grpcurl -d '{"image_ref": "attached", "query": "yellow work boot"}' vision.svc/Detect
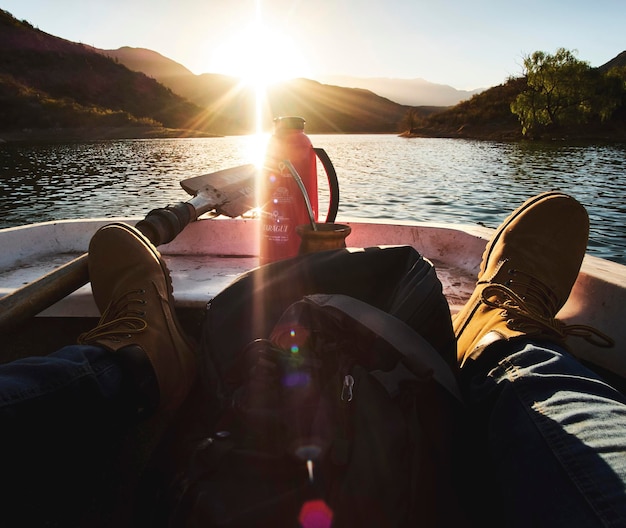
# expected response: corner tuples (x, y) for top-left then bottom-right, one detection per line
(454, 192), (612, 368)
(78, 223), (196, 412)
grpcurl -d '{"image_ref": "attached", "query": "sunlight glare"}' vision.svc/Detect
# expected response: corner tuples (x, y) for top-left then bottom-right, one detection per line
(207, 1), (311, 154)
(209, 22), (310, 89)
(244, 130), (270, 167)
(208, 11), (310, 138)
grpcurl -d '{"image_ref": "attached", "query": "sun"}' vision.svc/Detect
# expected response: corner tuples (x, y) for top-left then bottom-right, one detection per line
(209, 21), (310, 88)
(206, 18), (311, 137)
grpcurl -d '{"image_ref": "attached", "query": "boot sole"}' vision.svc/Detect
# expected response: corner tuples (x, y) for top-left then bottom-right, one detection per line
(479, 191), (571, 276)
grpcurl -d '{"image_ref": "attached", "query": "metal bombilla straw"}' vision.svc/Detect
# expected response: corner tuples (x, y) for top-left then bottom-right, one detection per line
(282, 160), (318, 231)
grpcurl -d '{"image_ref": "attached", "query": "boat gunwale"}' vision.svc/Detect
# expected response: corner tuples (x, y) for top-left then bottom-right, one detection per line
(1, 216), (625, 378)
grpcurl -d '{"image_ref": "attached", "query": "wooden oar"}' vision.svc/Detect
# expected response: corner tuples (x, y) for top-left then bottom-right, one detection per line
(0, 164), (257, 333)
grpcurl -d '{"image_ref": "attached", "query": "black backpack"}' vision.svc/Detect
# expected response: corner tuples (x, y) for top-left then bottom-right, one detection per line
(139, 246), (467, 527)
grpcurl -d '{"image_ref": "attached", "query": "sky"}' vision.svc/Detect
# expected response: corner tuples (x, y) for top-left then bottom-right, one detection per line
(2, 0), (624, 90)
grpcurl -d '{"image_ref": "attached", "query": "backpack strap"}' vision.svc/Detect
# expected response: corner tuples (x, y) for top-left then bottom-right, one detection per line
(301, 294), (464, 404)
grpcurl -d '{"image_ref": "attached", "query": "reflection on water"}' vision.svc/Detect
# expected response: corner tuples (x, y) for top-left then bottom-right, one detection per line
(0, 135), (624, 264)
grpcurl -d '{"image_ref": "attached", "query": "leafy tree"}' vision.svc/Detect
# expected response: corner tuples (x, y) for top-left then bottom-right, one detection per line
(511, 48), (621, 137)
(602, 66), (626, 119)
(401, 108), (422, 132)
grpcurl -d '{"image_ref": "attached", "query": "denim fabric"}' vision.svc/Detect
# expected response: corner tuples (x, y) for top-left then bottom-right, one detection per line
(0, 345), (135, 525)
(465, 340), (626, 528)
(2, 341), (626, 526)
(0, 345), (124, 409)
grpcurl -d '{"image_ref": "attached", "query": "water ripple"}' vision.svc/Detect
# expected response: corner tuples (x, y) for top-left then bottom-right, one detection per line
(0, 135), (624, 264)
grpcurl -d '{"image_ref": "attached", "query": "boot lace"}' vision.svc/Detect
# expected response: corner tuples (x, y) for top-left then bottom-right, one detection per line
(480, 269), (614, 348)
(78, 289), (148, 345)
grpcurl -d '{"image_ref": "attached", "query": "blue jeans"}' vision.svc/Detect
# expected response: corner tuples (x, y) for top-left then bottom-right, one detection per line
(463, 339), (626, 527)
(0, 345), (140, 525)
(1, 342), (626, 526)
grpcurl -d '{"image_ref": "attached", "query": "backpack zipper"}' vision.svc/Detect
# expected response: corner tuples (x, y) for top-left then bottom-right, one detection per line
(341, 374), (355, 402)
(332, 364), (355, 465)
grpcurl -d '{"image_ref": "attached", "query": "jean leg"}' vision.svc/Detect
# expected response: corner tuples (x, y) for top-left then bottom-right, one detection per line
(463, 340), (626, 528)
(1, 345), (124, 406)
(0, 345), (140, 524)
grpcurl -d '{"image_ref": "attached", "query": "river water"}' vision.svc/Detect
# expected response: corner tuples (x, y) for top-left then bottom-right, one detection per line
(0, 134), (624, 264)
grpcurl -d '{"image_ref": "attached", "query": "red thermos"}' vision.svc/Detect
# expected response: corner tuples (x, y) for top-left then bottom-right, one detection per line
(259, 116), (340, 265)
(259, 117), (318, 264)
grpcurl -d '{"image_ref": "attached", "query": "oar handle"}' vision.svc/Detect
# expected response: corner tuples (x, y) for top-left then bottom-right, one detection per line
(0, 202), (195, 334)
(0, 254), (90, 332)
(135, 201), (196, 246)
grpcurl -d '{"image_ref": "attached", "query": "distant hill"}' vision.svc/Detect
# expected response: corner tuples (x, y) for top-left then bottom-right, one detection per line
(405, 54), (626, 141)
(100, 47), (476, 107)
(174, 77), (416, 134)
(3, 8), (624, 141)
(96, 47), (235, 108)
(598, 50), (626, 73)
(98, 46), (420, 133)
(0, 9), (421, 138)
(0, 10), (207, 135)
(316, 75), (483, 106)
(405, 77), (527, 140)
(98, 46), (195, 79)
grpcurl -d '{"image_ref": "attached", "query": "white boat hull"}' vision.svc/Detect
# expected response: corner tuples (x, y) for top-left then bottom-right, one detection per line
(1, 216), (625, 379)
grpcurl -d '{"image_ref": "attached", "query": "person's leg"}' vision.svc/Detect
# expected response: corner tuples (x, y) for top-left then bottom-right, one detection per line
(453, 192), (624, 527)
(462, 339), (626, 527)
(0, 344), (147, 525)
(0, 222), (198, 524)
(78, 222), (197, 412)
(0, 344), (151, 418)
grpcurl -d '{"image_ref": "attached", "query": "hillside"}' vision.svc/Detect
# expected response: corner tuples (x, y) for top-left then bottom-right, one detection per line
(316, 75), (483, 106)
(404, 78), (527, 141)
(181, 78), (414, 134)
(598, 51), (626, 73)
(0, 10), (210, 137)
(404, 57), (626, 142)
(98, 47), (416, 134)
(96, 47), (238, 109)
(100, 47), (476, 108)
(3, 8), (624, 142)
(0, 10), (417, 139)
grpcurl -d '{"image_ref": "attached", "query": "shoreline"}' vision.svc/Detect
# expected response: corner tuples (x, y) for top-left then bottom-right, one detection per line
(2, 125), (625, 145)
(400, 121), (626, 144)
(0, 126), (223, 143)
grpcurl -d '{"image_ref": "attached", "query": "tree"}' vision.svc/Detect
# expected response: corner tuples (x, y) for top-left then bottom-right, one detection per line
(511, 48), (621, 137)
(401, 108), (422, 133)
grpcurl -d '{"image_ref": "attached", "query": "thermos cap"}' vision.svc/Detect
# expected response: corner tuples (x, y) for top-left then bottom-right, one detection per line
(274, 116), (306, 131)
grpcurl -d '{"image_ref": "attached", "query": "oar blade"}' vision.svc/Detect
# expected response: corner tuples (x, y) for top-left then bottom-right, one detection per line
(181, 164), (257, 218)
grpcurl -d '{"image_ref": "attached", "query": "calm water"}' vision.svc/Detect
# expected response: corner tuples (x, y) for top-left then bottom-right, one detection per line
(0, 135), (624, 264)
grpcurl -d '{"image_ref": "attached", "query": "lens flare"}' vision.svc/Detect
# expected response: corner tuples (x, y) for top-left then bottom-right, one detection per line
(283, 371), (311, 388)
(298, 499), (333, 528)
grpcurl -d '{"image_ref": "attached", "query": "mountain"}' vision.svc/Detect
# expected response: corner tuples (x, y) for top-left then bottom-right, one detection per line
(316, 75), (484, 106)
(99, 46), (476, 107)
(0, 10), (208, 135)
(98, 46), (195, 79)
(6, 6), (622, 142)
(0, 6), (420, 137)
(404, 52), (626, 141)
(96, 48), (251, 113)
(598, 50), (626, 73)
(98, 47), (421, 133)
(0, 9), (419, 138)
(100, 49), (415, 133)
(404, 77), (526, 140)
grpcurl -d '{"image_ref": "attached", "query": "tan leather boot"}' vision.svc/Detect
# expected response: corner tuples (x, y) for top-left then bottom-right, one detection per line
(78, 223), (196, 412)
(454, 192), (613, 367)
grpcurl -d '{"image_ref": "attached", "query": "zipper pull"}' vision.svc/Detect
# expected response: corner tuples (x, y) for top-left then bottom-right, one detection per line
(341, 374), (355, 402)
